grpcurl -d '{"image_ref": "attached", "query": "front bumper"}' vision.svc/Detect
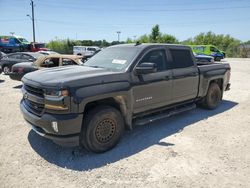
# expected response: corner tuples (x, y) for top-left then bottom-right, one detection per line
(20, 100), (83, 147)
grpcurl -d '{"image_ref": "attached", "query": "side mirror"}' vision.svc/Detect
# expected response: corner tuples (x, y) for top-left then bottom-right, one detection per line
(135, 62), (157, 75)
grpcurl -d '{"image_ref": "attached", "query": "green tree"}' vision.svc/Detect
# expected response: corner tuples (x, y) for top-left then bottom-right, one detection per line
(150, 24), (161, 42)
(126, 38), (133, 43)
(158, 34), (178, 44)
(181, 31), (242, 57)
(138, 34), (150, 43)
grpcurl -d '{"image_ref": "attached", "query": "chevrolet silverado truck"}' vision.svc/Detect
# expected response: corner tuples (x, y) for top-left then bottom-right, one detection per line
(20, 44), (231, 153)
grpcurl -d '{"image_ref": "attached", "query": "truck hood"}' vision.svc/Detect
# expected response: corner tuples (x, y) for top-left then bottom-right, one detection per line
(22, 65), (128, 88)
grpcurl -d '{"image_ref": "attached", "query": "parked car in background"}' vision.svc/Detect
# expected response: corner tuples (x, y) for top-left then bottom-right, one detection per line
(73, 46), (100, 59)
(30, 42), (49, 52)
(194, 53), (214, 64)
(0, 35), (30, 53)
(38, 50), (58, 55)
(9, 54), (83, 81)
(0, 35), (49, 53)
(190, 45), (225, 61)
(0, 52), (44, 74)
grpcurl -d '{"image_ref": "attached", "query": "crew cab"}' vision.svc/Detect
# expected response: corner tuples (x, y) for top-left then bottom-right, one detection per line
(20, 44), (231, 153)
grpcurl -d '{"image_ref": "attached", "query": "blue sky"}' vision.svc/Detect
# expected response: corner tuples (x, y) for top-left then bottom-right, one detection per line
(0, 0), (250, 42)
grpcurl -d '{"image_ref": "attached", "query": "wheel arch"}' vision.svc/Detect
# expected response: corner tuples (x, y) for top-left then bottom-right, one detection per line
(83, 96), (132, 130)
(206, 78), (223, 99)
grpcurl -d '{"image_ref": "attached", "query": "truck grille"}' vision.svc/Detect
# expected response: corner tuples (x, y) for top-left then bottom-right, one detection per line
(23, 84), (45, 116)
(24, 84), (44, 98)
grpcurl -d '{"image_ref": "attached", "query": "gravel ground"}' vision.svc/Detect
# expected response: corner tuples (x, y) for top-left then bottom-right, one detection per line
(0, 58), (250, 188)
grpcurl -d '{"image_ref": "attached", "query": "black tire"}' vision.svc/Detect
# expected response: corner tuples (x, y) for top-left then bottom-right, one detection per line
(3, 65), (10, 75)
(215, 57), (221, 61)
(200, 83), (222, 110)
(80, 106), (124, 153)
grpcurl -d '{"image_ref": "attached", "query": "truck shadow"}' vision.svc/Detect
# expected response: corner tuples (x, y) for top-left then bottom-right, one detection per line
(13, 84), (22, 89)
(28, 100), (237, 171)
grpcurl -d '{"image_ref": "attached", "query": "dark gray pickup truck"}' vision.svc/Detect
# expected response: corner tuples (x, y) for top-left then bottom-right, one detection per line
(20, 44), (231, 153)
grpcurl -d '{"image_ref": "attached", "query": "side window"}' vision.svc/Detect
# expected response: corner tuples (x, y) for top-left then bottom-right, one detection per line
(210, 46), (218, 52)
(62, 58), (77, 66)
(41, 58), (59, 67)
(14, 38), (21, 44)
(139, 49), (167, 72)
(194, 46), (205, 52)
(22, 54), (33, 61)
(7, 54), (22, 59)
(170, 49), (194, 69)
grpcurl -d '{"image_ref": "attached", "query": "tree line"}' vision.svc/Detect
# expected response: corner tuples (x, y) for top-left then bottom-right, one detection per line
(46, 25), (250, 57)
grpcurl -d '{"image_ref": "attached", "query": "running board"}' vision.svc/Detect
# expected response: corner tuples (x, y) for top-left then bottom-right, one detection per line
(134, 103), (196, 126)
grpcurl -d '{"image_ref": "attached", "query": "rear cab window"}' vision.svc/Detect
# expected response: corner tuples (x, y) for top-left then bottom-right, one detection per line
(169, 49), (194, 69)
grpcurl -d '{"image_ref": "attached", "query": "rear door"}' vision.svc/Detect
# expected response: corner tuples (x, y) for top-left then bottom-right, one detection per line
(21, 54), (35, 62)
(5, 53), (23, 66)
(169, 48), (199, 103)
(132, 48), (173, 114)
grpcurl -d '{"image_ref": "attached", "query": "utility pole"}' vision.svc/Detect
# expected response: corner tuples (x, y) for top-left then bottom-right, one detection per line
(10, 32), (15, 36)
(117, 31), (121, 42)
(31, 0), (36, 43)
(27, 0), (36, 43)
(27, 1), (36, 42)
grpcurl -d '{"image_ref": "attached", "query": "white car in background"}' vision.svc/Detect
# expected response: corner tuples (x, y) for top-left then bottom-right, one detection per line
(38, 50), (59, 55)
(73, 46), (100, 59)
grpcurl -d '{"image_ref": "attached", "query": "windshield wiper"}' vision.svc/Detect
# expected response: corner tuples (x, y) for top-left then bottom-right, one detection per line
(85, 65), (104, 68)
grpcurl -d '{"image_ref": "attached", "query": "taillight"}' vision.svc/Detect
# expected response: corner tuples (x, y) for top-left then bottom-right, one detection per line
(13, 67), (24, 73)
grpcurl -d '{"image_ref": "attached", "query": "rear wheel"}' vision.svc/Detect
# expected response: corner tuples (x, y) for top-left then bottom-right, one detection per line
(200, 83), (222, 110)
(81, 106), (124, 153)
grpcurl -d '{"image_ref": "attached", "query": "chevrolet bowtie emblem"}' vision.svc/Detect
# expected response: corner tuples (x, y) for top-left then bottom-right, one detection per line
(24, 93), (28, 99)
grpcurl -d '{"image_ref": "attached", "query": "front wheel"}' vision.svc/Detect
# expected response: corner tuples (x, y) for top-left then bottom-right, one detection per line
(81, 106), (124, 153)
(215, 57), (221, 61)
(3, 66), (10, 74)
(200, 83), (222, 110)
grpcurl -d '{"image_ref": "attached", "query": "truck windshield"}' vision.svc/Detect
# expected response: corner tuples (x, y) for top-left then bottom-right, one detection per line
(84, 47), (140, 71)
(18, 38), (29, 43)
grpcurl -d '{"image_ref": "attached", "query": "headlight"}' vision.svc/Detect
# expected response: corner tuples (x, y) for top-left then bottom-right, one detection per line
(45, 89), (69, 97)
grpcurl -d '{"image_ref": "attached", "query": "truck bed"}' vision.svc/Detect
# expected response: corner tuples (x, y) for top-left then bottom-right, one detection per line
(197, 62), (231, 97)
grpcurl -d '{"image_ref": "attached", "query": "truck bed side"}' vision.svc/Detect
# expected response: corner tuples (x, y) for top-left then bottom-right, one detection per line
(197, 63), (231, 98)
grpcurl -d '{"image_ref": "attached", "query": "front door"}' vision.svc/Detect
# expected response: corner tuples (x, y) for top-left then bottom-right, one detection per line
(132, 49), (173, 114)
